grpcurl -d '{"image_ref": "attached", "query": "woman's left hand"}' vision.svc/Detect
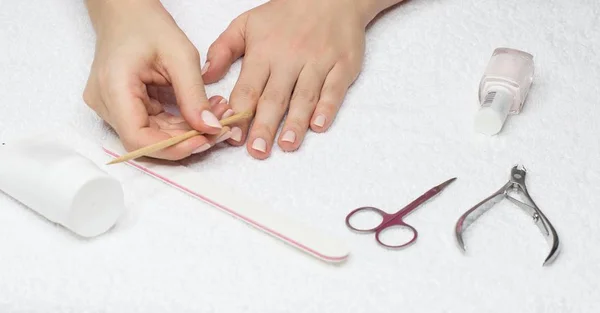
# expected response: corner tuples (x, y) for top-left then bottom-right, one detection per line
(201, 0), (381, 159)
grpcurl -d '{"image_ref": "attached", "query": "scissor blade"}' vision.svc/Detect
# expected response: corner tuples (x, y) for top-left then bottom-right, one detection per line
(436, 177), (457, 191)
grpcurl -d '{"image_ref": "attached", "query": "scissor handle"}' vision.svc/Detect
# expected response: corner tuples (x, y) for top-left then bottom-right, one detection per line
(375, 222), (419, 249)
(345, 206), (389, 232)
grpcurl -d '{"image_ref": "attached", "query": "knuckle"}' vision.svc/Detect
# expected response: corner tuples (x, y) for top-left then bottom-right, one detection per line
(340, 51), (363, 68)
(321, 84), (343, 101)
(251, 123), (276, 140)
(247, 46), (269, 61)
(260, 89), (288, 111)
(285, 115), (308, 130)
(235, 83), (260, 102)
(288, 35), (309, 53)
(181, 44), (201, 62)
(291, 87), (317, 104)
(185, 82), (206, 101)
(317, 97), (340, 115)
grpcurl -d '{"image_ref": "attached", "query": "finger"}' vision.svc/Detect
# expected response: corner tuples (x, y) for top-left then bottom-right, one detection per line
(210, 97), (232, 118)
(116, 98), (212, 160)
(246, 68), (300, 159)
(162, 46), (223, 135)
(225, 54), (270, 146)
(191, 126), (233, 154)
(310, 62), (358, 133)
(277, 63), (331, 152)
(158, 96), (230, 128)
(107, 81), (213, 160)
(203, 15), (247, 84)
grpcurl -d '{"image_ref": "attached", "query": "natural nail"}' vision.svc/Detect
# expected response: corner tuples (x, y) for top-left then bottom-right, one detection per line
(281, 130), (296, 143)
(222, 109), (235, 119)
(201, 61), (211, 75)
(251, 138), (267, 152)
(231, 127), (242, 142)
(193, 143), (211, 154)
(313, 115), (326, 127)
(216, 131), (232, 143)
(201, 110), (222, 129)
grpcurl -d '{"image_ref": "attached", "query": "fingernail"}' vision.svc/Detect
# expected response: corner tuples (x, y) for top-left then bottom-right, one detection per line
(313, 115), (326, 127)
(201, 61), (211, 75)
(281, 130), (296, 143)
(222, 109), (234, 119)
(201, 110), (222, 129)
(231, 127), (242, 142)
(216, 131), (232, 143)
(251, 138), (267, 152)
(219, 98), (228, 105)
(193, 143), (211, 154)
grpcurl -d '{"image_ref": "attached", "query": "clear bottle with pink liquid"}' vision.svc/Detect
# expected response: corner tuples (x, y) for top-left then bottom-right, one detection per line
(474, 47), (535, 135)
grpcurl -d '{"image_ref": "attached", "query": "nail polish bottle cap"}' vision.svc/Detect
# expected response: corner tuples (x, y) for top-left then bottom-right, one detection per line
(0, 136), (124, 237)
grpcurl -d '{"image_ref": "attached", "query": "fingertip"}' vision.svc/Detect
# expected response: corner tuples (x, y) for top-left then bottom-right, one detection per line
(180, 105), (223, 135)
(211, 98), (231, 118)
(203, 19), (246, 84)
(247, 136), (270, 160)
(208, 95), (225, 106)
(225, 124), (247, 146)
(278, 129), (301, 152)
(310, 113), (329, 133)
(202, 54), (234, 84)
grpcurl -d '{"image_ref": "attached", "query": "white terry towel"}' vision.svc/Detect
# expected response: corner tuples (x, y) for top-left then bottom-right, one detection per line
(0, 0), (599, 312)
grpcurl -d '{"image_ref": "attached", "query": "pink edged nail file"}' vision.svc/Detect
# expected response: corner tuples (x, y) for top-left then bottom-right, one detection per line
(102, 136), (350, 263)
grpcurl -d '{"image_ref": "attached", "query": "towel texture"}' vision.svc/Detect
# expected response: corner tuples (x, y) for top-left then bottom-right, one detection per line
(1, 0), (599, 312)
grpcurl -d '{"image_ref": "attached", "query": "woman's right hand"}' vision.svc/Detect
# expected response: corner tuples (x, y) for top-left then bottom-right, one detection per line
(83, 0), (231, 160)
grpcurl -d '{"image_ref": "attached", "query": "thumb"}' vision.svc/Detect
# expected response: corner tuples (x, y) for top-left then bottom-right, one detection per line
(165, 47), (223, 135)
(202, 15), (247, 84)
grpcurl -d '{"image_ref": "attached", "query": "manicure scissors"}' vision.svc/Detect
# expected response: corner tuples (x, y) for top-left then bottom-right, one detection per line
(345, 177), (457, 248)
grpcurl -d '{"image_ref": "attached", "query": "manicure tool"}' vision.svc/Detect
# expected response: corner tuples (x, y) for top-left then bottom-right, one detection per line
(455, 165), (560, 266)
(102, 136), (350, 263)
(106, 110), (253, 165)
(345, 177), (457, 248)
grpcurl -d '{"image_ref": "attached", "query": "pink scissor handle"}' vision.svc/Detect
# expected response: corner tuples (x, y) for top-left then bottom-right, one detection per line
(375, 222), (418, 249)
(345, 206), (390, 233)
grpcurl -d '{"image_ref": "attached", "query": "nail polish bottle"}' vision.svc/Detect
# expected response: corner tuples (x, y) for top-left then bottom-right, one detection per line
(474, 47), (534, 135)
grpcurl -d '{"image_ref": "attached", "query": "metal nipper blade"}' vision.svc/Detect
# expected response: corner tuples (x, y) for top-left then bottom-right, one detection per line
(454, 165), (560, 266)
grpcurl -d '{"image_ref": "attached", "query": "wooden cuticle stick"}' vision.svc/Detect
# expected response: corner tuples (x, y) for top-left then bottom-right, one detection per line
(106, 110), (253, 165)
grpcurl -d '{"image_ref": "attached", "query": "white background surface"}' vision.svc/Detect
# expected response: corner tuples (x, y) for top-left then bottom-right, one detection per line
(1, 0), (599, 312)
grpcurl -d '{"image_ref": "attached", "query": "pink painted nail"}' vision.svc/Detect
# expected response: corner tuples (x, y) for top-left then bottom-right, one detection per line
(222, 109), (235, 119)
(313, 115), (326, 127)
(281, 130), (296, 143)
(193, 143), (211, 154)
(231, 127), (242, 142)
(251, 138), (267, 152)
(201, 61), (211, 75)
(201, 110), (222, 129)
(216, 131), (232, 143)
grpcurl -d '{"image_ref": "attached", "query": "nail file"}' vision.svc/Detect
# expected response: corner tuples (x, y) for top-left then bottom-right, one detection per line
(102, 136), (350, 263)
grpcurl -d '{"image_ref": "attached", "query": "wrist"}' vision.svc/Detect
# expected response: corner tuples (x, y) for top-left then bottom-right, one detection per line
(85, 0), (160, 32)
(354, 0), (403, 27)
